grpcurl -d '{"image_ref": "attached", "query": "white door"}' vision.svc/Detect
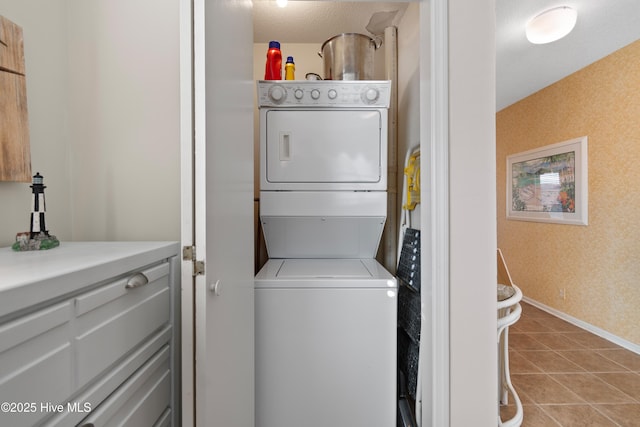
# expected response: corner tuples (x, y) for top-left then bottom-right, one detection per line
(180, 0), (254, 426)
(263, 110), (384, 186)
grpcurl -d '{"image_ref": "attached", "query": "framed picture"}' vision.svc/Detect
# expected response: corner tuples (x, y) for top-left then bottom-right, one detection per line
(507, 136), (588, 225)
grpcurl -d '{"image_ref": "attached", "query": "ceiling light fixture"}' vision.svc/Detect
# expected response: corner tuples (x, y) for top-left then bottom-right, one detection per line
(525, 6), (577, 44)
(276, 0), (288, 7)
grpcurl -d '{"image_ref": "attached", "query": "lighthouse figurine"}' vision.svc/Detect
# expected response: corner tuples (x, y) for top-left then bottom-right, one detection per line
(12, 172), (60, 251)
(30, 172), (48, 238)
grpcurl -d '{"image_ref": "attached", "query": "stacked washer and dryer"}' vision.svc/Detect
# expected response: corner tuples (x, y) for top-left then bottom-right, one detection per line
(255, 80), (397, 427)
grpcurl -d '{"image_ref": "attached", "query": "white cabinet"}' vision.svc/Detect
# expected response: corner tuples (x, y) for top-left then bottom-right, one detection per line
(0, 242), (180, 427)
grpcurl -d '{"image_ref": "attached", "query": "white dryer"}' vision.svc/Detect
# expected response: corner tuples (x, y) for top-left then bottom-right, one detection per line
(255, 81), (396, 427)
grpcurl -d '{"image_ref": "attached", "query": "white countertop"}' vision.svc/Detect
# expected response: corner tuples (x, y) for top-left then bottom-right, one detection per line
(0, 241), (179, 318)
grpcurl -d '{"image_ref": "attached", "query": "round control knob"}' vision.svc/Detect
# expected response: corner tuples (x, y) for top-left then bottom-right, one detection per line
(269, 85), (286, 103)
(311, 89), (321, 100)
(328, 89), (338, 100)
(294, 89), (304, 100)
(362, 87), (379, 104)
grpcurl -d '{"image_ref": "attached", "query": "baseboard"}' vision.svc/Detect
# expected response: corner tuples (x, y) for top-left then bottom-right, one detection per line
(522, 296), (640, 355)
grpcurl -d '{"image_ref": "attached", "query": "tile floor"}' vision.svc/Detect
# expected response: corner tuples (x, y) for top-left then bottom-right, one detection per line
(500, 301), (640, 426)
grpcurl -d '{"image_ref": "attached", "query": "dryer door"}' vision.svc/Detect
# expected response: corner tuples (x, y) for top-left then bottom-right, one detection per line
(261, 109), (387, 190)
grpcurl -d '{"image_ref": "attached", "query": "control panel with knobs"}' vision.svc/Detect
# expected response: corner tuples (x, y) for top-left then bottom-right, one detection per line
(258, 80), (391, 108)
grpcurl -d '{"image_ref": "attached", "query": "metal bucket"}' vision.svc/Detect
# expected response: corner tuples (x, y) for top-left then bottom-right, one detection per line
(319, 33), (381, 80)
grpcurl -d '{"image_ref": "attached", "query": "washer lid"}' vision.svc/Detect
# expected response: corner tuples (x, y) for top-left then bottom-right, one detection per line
(255, 258), (397, 289)
(278, 259), (373, 279)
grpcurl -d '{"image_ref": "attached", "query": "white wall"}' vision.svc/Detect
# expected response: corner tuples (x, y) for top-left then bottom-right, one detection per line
(397, 3), (421, 229)
(396, 1), (426, 419)
(448, 0), (497, 424)
(66, 0), (180, 241)
(397, 5), (497, 425)
(0, 0), (71, 247)
(0, 0), (180, 247)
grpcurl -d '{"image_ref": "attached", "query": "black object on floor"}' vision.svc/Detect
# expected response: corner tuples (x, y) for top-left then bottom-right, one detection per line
(397, 227), (421, 424)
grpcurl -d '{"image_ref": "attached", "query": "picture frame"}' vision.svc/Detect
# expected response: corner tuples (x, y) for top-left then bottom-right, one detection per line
(507, 136), (588, 225)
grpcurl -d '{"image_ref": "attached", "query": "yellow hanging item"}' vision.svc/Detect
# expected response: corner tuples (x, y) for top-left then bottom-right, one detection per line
(403, 151), (421, 211)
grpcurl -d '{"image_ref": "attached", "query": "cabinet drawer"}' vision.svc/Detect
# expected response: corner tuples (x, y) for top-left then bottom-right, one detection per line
(75, 263), (170, 388)
(0, 302), (72, 427)
(78, 345), (171, 427)
(42, 326), (172, 427)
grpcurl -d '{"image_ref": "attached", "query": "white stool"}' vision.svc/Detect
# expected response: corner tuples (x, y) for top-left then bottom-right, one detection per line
(497, 283), (523, 427)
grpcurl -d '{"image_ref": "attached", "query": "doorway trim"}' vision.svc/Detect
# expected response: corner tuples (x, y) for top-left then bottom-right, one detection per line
(420, 0), (450, 426)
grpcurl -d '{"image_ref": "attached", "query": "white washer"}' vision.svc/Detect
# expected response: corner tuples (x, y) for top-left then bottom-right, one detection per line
(255, 259), (397, 427)
(256, 81), (396, 427)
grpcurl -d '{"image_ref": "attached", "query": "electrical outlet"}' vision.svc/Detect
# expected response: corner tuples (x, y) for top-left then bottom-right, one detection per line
(559, 288), (566, 300)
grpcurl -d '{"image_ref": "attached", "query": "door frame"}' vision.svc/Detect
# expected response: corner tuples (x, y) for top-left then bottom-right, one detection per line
(179, 0), (195, 423)
(177, 0), (482, 426)
(422, 1), (450, 426)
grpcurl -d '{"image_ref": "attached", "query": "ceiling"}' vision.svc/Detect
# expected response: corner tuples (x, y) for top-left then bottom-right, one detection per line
(253, 0), (640, 111)
(253, 2), (410, 44)
(496, 0), (640, 110)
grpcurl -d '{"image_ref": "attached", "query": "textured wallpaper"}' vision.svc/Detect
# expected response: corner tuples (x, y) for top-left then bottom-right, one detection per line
(497, 39), (640, 345)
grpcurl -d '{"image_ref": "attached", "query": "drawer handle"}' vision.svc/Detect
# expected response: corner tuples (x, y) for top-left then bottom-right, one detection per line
(125, 272), (149, 289)
(79, 424), (94, 427)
